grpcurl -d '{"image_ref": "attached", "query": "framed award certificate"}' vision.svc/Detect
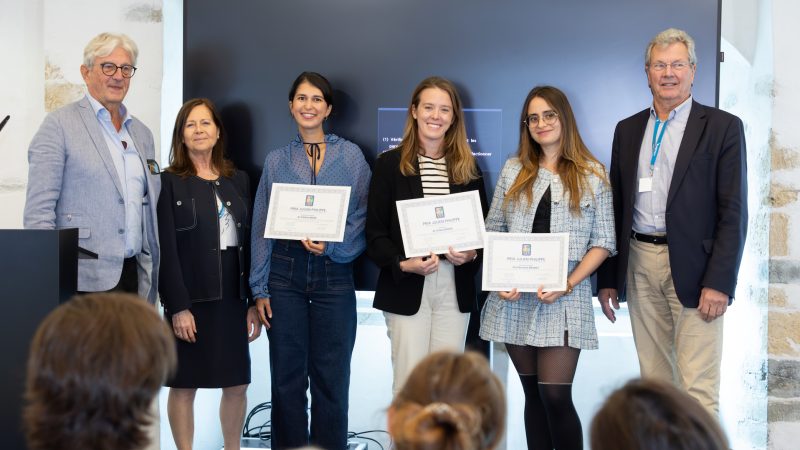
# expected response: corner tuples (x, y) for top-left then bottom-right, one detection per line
(263, 183), (350, 242)
(395, 190), (485, 257)
(482, 232), (569, 292)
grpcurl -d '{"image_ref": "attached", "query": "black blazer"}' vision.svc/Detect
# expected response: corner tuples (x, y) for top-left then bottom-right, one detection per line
(596, 101), (747, 307)
(366, 148), (489, 315)
(157, 170), (252, 314)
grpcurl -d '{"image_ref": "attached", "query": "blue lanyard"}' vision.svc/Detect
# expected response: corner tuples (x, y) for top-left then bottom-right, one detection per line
(650, 118), (669, 172)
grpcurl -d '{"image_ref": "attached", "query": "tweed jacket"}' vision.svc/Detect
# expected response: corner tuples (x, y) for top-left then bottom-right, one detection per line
(484, 158), (615, 258)
(479, 157), (616, 349)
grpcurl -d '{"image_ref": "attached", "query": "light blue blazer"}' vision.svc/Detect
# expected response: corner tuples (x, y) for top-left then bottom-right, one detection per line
(24, 96), (161, 303)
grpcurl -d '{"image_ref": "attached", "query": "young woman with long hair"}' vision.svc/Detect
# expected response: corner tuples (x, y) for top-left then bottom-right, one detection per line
(366, 76), (489, 393)
(480, 86), (616, 450)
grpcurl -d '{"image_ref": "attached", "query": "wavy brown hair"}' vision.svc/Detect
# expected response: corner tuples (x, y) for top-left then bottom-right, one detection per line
(389, 351), (506, 450)
(590, 378), (729, 450)
(24, 293), (176, 450)
(504, 86), (606, 213)
(166, 97), (235, 178)
(397, 77), (479, 185)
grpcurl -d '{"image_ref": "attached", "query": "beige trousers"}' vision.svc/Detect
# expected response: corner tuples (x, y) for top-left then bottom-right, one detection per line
(626, 238), (724, 416)
(384, 261), (470, 395)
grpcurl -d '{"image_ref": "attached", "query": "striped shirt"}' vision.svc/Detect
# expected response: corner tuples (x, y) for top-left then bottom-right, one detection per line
(418, 155), (450, 197)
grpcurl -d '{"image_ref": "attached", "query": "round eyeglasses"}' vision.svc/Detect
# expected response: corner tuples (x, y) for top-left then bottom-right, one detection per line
(524, 111), (559, 128)
(98, 63), (137, 78)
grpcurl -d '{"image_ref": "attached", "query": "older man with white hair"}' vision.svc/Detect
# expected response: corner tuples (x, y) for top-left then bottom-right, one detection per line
(24, 32), (160, 302)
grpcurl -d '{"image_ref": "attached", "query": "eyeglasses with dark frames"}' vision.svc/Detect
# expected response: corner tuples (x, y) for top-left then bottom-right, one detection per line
(524, 111), (559, 127)
(98, 63), (137, 78)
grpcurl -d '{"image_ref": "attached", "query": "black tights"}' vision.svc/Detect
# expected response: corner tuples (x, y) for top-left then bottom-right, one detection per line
(507, 339), (583, 450)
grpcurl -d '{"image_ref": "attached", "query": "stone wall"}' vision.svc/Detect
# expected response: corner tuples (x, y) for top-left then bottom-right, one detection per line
(718, 23), (772, 448)
(768, 0), (800, 446)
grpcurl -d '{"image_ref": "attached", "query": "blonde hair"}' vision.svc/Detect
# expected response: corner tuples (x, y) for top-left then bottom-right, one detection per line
(397, 77), (479, 185)
(83, 32), (139, 67)
(504, 86), (606, 213)
(390, 351), (505, 450)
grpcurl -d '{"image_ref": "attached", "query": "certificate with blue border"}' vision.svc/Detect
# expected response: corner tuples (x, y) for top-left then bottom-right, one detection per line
(482, 232), (569, 292)
(396, 191), (486, 258)
(263, 183), (350, 242)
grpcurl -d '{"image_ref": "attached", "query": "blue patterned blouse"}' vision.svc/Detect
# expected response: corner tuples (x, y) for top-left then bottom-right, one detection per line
(249, 134), (371, 300)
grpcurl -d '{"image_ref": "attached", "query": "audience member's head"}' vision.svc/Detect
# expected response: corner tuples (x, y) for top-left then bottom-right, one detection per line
(590, 378), (729, 450)
(389, 351), (506, 450)
(24, 293), (176, 450)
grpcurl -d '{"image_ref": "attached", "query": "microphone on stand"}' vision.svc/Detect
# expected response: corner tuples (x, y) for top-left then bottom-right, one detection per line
(0, 115), (9, 134)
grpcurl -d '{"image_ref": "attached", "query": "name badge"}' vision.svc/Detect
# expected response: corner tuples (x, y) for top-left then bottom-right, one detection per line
(638, 177), (653, 193)
(147, 159), (161, 175)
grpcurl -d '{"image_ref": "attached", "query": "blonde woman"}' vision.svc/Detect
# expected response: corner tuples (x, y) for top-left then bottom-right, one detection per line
(366, 76), (489, 393)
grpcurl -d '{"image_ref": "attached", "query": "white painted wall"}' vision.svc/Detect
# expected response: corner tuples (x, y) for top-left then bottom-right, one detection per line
(0, 0), (164, 229)
(0, 0), (43, 228)
(772, 1), (800, 188)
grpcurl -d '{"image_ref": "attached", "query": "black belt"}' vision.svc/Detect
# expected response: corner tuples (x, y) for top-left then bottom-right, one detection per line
(631, 231), (667, 245)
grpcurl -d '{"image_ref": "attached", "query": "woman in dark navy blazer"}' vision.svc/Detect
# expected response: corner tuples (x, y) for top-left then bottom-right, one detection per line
(157, 98), (261, 450)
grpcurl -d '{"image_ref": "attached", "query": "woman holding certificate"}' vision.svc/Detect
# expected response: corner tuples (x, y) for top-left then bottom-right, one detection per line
(366, 76), (489, 394)
(479, 86), (615, 450)
(158, 98), (261, 450)
(250, 72), (370, 450)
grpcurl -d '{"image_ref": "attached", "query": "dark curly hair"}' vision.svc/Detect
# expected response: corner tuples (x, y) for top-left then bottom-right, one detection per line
(24, 293), (176, 450)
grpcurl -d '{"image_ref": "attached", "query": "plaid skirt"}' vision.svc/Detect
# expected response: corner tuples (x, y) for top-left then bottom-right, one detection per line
(479, 261), (598, 350)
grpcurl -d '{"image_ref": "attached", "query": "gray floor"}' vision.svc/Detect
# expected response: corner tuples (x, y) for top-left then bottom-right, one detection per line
(158, 294), (639, 450)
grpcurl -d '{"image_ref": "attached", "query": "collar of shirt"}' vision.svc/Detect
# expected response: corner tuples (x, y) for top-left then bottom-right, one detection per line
(86, 94), (132, 128)
(632, 96), (693, 234)
(649, 95), (693, 122)
(290, 133), (339, 146)
(290, 133), (342, 181)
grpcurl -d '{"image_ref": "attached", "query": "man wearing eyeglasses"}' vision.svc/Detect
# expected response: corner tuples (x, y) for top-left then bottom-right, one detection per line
(597, 28), (747, 416)
(24, 32), (160, 304)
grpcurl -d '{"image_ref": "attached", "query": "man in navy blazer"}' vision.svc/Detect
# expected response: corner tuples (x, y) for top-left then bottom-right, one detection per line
(24, 33), (160, 303)
(597, 28), (747, 415)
